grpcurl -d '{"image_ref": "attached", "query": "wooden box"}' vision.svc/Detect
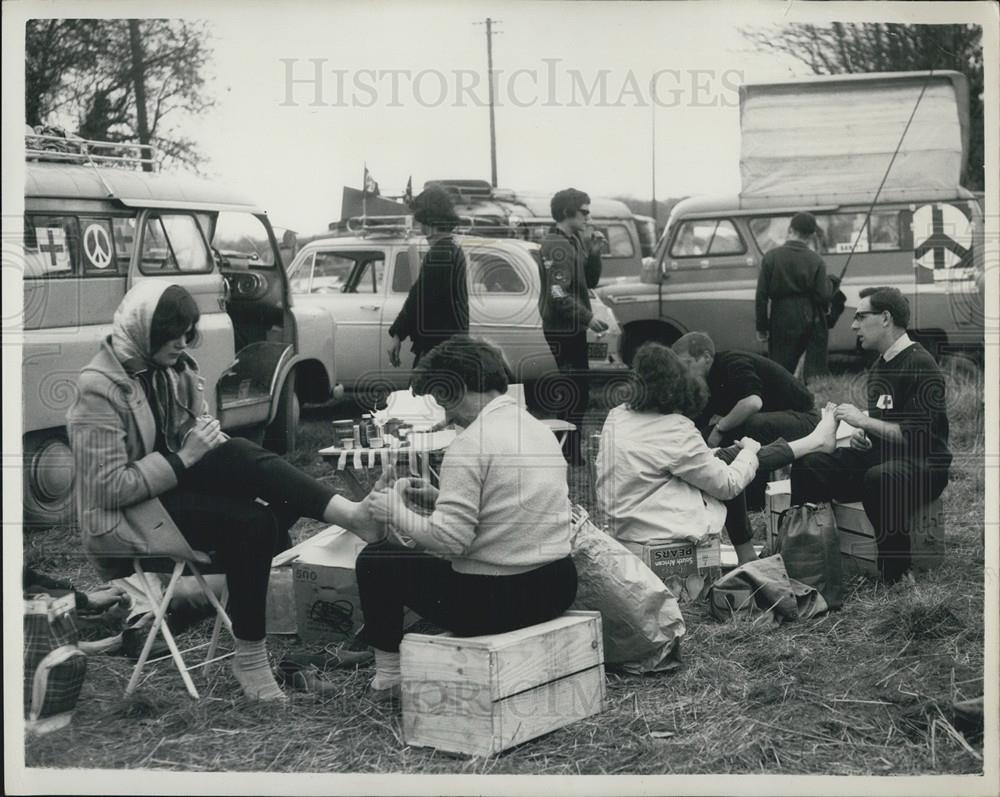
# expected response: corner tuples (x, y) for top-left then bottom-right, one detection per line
(834, 499), (944, 576)
(400, 611), (606, 756)
(765, 479), (792, 550)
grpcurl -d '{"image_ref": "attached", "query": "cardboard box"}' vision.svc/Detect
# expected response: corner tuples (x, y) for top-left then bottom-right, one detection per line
(621, 535), (722, 601)
(833, 499), (944, 576)
(401, 611), (606, 756)
(292, 527), (369, 644)
(765, 479), (792, 550)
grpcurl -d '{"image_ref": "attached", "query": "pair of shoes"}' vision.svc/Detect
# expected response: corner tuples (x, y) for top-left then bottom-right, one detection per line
(121, 626), (170, 661)
(277, 646), (374, 675)
(365, 681), (401, 706)
(276, 664), (343, 697)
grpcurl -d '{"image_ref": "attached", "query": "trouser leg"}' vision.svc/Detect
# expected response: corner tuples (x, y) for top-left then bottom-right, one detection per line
(735, 411), (821, 509)
(790, 448), (871, 505)
(180, 437), (336, 522)
(802, 315), (829, 382)
(717, 439), (793, 545)
(545, 331), (590, 464)
(159, 490), (276, 640)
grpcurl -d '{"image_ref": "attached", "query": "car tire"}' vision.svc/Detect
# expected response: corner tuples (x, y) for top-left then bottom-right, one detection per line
(622, 324), (681, 366)
(23, 431), (76, 529)
(264, 370), (300, 455)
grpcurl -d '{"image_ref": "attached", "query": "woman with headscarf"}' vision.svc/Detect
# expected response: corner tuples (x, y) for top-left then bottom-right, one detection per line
(386, 186), (469, 368)
(67, 281), (382, 701)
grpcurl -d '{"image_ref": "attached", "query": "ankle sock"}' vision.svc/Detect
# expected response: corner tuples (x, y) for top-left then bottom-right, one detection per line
(232, 638), (285, 701)
(372, 649), (401, 690)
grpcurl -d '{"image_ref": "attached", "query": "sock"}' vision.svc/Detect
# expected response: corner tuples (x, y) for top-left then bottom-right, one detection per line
(232, 638), (286, 701)
(371, 649), (401, 690)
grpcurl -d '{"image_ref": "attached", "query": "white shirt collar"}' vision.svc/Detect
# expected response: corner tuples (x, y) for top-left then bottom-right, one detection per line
(882, 332), (913, 362)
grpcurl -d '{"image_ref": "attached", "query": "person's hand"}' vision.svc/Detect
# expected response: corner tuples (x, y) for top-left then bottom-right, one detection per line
(849, 428), (873, 451)
(373, 463), (398, 492)
(82, 584), (128, 613)
(178, 416), (226, 467)
(756, 331), (769, 343)
(707, 426), (724, 448)
(348, 497), (388, 543)
(387, 335), (402, 368)
(399, 476), (439, 510)
(737, 436), (761, 455)
(834, 403), (866, 428)
(588, 317), (609, 334)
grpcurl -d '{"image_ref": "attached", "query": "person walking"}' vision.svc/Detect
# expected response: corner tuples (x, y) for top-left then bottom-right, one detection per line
(755, 212), (832, 381)
(388, 186), (469, 369)
(539, 188), (608, 466)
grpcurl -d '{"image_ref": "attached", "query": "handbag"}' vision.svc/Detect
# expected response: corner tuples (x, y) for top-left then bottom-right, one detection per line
(776, 502), (844, 609)
(24, 592), (88, 735)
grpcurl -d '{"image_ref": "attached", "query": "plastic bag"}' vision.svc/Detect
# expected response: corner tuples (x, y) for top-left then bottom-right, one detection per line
(569, 506), (685, 674)
(24, 592), (87, 735)
(776, 503), (844, 609)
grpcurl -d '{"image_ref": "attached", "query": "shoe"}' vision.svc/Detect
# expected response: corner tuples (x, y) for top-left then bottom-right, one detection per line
(277, 665), (343, 697)
(121, 627), (170, 661)
(365, 681), (401, 706)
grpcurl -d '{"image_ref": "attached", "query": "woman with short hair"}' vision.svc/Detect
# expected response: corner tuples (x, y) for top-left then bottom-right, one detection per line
(360, 336), (578, 701)
(68, 281), (381, 701)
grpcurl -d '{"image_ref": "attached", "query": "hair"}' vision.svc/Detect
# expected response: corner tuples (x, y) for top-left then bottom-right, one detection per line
(550, 188), (591, 222)
(789, 212), (818, 237)
(628, 342), (708, 419)
(410, 335), (510, 404)
(149, 285), (200, 353)
(859, 286), (910, 329)
(411, 186), (461, 231)
(671, 331), (716, 361)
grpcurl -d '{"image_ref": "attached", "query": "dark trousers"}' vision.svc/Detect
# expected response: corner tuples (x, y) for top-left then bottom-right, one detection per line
(768, 298), (828, 382)
(719, 409), (820, 510)
(355, 542), (578, 652)
(716, 439), (796, 545)
(544, 330), (590, 463)
(159, 437), (335, 640)
(790, 448), (948, 580)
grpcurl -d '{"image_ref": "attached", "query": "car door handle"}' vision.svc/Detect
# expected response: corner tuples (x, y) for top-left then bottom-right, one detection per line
(360, 304), (381, 311)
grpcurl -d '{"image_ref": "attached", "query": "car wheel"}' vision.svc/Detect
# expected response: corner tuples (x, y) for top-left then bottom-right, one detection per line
(264, 370), (300, 455)
(622, 324), (681, 365)
(23, 431), (76, 529)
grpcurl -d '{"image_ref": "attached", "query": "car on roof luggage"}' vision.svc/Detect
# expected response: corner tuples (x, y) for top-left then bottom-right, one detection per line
(21, 132), (337, 527)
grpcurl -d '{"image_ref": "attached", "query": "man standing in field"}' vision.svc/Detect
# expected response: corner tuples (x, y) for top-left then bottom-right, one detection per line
(755, 212), (832, 382)
(540, 188), (608, 466)
(791, 287), (952, 583)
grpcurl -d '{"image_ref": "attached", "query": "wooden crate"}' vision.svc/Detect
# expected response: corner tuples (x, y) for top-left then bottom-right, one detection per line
(400, 611), (606, 756)
(834, 499), (944, 576)
(765, 479), (792, 549)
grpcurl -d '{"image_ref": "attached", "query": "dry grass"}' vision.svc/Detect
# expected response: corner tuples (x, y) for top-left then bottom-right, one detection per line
(23, 365), (986, 775)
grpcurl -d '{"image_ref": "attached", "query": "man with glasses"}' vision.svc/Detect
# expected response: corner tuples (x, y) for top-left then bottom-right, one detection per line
(754, 211), (832, 383)
(790, 287), (952, 583)
(539, 188), (608, 466)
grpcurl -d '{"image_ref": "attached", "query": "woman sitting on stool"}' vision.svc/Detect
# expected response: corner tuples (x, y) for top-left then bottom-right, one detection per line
(596, 342), (837, 566)
(361, 336), (578, 701)
(67, 281), (380, 702)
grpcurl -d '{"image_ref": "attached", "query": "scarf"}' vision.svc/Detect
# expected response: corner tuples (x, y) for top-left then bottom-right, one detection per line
(110, 281), (199, 453)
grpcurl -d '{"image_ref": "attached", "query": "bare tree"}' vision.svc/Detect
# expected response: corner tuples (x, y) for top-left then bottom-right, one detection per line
(741, 23), (984, 190)
(25, 18), (215, 170)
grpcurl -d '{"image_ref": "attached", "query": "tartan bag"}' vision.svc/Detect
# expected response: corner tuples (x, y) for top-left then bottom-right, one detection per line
(24, 592), (87, 735)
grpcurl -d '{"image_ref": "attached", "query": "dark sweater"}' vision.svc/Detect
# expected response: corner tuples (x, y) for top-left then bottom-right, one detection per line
(867, 342), (952, 472)
(755, 240), (831, 332)
(389, 235), (469, 358)
(699, 351), (815, 429)
(540, 227), (602, 335)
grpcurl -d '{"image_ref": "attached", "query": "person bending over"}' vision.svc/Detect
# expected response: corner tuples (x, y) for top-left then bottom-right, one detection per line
(361, 336), (577, 701)
(596, 342), (837, 565)
(67, 281), (380, 701)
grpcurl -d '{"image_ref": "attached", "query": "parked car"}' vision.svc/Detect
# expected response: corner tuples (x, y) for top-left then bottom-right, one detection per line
(21, 133), (336, 527)
(284, 220), (624, 399)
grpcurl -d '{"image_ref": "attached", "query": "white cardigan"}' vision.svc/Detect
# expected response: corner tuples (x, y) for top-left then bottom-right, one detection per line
(596, 405), (759, 546)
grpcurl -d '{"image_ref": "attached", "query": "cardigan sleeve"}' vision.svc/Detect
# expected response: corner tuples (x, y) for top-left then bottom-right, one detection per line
(663, 422), (759, 500)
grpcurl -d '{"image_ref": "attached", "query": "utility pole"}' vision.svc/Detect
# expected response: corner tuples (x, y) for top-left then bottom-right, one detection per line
(478, 17), (500, 187)
(651, 97), (656, 227)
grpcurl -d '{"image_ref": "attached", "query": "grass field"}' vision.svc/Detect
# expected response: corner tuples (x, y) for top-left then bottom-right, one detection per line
(22, 361), (987, 776)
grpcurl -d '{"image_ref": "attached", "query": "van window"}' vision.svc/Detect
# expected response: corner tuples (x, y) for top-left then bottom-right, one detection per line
(139, 213), (212, 273)
(592, 224), (635, 257)
(820, 213), (870, 254)
(23, 215), (79, 278)
(393, 251), (416, 292)
(212, 212), (276, 267)
(308, 252), (355, 293)
(670, 219), (745, 257)
(112, 217), (138, 270)
(78, 219), (117, 274)
(750, 211), (907, 255)
(353, 257), (385, 294)
(288, 251), (314, 293)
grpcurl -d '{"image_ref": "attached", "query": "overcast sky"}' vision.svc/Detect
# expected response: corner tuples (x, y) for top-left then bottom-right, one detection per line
(187, 1), (811, 234)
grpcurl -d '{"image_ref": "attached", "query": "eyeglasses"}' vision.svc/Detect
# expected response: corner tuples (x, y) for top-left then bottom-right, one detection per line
(852, 311), (881, 323)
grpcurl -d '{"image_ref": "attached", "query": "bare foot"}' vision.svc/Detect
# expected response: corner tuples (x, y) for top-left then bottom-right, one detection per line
(814, 403), (838, 454)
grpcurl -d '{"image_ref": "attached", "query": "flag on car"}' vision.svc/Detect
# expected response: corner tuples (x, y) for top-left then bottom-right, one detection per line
(363, 164), (380, 198)
(403, 176), (413, 206)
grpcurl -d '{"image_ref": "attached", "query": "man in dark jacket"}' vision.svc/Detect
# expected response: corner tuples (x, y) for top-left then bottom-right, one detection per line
(755, 212), (832, 382)
(791, 287), (951, 583)
(540, 188), (608, 466)
(388, 187), (469, 368)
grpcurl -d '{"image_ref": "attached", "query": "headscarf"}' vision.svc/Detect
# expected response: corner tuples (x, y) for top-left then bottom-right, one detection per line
(110, 281), (200, 452)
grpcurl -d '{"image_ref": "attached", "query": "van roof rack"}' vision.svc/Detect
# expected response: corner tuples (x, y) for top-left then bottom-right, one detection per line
(344, 215), (417, 237)
(25, 133), (157, 170)
(424, 179), (494, 199)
